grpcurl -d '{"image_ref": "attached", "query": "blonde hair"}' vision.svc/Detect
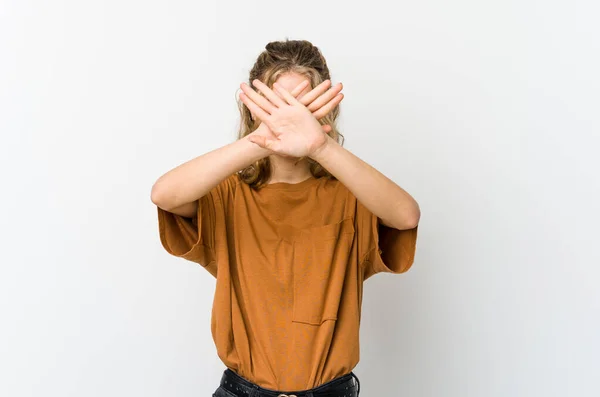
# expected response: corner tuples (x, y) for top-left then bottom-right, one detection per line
(235, 39), (345, 189)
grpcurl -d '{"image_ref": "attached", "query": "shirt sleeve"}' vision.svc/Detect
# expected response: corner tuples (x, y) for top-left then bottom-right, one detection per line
(156, 173), (239, 273)
(355, 198), (419, 281)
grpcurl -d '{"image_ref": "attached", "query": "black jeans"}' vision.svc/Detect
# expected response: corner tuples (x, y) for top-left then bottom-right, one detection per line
(212, 368), (360, 397)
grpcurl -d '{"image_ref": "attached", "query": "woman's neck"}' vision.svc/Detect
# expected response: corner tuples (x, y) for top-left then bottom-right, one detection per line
(268, 154), (312, 184)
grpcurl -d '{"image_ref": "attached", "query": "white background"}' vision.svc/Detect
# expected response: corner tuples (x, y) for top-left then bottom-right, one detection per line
(1, 1), (599, 396)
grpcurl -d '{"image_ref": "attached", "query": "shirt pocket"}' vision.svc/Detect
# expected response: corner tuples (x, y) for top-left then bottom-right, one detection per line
(291, 217), (355, 326)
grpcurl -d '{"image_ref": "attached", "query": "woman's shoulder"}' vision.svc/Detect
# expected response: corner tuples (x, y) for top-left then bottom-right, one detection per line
(209, 172), (243, 202)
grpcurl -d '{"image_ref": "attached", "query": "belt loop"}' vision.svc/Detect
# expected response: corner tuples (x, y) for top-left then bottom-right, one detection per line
(307, 392), (314, 397)
(249, 384), (259, 397)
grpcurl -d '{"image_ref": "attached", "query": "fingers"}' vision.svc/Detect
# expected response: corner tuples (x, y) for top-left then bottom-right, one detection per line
(239, 91), (270, 123)
(249, 134), (279, 152)
(248, 134), (271, 149)
(290, 80), (310, 98)
(298, 80), (332, 106)
(242, 78), (344, 128)
(312, 93), (344, 120)
(273, 82), (301, 106)
(240, 83), (277, 115)
(252, 79), (287, 107)
(247, 134), (265, 146)
(307, 82), (343, 113)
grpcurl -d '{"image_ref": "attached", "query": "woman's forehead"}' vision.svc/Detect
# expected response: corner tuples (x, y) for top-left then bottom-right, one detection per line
(275, 73), (311, 93)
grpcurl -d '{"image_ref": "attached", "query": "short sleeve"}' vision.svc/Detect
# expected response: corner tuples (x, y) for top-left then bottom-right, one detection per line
(156, 173), (239, 273)
(355, 199), (419, 281)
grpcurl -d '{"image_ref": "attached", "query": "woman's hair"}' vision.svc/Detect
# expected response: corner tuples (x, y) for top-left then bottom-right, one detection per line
(235, 39), (345, 189)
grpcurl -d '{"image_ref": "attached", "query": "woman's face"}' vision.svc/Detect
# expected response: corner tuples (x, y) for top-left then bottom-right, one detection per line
(273, 72), (312, 100)
(255, 72), (315, 162)
(251, 72), (312, 121)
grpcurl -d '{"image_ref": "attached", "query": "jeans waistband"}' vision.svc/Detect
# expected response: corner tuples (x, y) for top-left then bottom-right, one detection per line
(219, 368), (360, 397)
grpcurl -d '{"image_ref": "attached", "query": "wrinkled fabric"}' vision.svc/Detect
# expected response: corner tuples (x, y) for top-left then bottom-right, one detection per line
(157, 173), (418, 390)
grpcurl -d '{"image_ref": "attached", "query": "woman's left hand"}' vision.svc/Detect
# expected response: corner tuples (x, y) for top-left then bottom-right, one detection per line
(239, 79), (332, 158)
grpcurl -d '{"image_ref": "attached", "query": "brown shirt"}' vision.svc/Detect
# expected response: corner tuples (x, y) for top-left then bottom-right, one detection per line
(157, 172), (418, 390)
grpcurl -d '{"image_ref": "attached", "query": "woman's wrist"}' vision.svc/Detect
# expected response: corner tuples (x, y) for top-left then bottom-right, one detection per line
(308, 134), (336, 162)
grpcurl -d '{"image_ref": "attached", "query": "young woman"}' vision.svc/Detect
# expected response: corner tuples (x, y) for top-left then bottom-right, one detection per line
(151, 39), (420, 397)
